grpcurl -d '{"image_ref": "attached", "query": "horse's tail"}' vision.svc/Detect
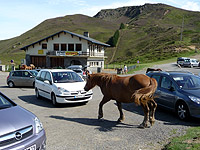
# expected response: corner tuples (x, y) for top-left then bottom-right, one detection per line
(131, 78), (157, 106)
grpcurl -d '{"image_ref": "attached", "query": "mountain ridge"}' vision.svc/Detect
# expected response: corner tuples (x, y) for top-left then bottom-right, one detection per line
(0, 3), (200, 65)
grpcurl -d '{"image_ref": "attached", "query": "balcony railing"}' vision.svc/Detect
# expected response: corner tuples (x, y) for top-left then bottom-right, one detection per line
(46, 51), (105, 57)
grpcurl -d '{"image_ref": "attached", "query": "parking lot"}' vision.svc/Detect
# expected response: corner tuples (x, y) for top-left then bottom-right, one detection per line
(1, 63), (200, 150)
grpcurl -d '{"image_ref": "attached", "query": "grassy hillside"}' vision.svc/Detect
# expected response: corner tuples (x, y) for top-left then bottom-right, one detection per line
(1, 3), (200, 66)
(95, 3), (200, 64)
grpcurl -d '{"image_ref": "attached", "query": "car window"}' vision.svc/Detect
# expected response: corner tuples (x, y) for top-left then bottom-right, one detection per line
(161, 76), (173, 89)
(22, 71), (31, 77)
(172, 74), (200, 89)
(30, 70), (38, 77)
(13, 71), (22, 77)
(152, 75), (161, 84)
(52, 72), (83, 83)
(36, 71), (42, 81)
(40, 71), (46, 81)
(45, 72), (51, 81)
(0, 93), (15, 109)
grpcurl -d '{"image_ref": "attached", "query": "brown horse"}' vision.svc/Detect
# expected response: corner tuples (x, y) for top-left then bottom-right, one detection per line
(84, 73), (158, 128)
(146, 68), (162, 73)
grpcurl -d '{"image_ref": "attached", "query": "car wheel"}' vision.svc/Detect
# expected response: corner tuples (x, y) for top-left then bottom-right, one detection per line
(176, 101), (190, 120)
(35, 88), (41, 99)
(51, 93), (58, 106)
(8, 81), (14, 88)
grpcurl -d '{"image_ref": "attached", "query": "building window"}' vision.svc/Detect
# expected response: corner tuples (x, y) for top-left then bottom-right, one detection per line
(68, 44), (74, 51)
(76, 44), (82, 51)
(54, 44), (59, 51)
(61, 44), (67, 51)
(42, 43), (47, 49)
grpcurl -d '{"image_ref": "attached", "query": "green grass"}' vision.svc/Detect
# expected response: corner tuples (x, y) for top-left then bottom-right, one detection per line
(0, 52), (25, 66)
(165, 127), (200, 150)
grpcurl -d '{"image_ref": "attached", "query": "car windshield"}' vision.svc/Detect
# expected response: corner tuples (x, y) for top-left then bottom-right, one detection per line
(52, 71), (83, 83)
(30, 70), (38, 77)
(172, 74), (200, 89)
(0, 94), (14, 110)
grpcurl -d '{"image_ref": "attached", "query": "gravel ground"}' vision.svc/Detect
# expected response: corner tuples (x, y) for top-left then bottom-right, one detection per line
(0, 62), (200, 150)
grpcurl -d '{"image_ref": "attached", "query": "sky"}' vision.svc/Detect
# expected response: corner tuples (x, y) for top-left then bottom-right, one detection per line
(0, 0), (200, 40)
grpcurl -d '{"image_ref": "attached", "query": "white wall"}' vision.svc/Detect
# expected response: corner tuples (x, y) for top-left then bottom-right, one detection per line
(26, 32), (89, 55)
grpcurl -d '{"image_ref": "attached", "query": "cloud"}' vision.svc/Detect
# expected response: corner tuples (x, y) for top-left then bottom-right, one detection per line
(181, 1), (200, 11)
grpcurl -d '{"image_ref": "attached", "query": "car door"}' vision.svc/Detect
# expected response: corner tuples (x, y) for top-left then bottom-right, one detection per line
(38, 71), (48, 98)
(12, 71), (23, 86)
(157, 76), (176, 109)
(43, 71), (53, 100)
(21, 71), (33, 86)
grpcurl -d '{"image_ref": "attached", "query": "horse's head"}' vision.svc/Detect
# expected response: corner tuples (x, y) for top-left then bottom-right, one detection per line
(84, 74), (96, 91)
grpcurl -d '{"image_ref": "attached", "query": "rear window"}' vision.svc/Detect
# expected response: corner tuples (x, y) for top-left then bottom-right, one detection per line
(73, 70), (82, 73)
(178, 58), (184, 61)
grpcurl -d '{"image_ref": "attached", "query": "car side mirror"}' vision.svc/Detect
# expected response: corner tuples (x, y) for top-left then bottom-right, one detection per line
(44, 80), (51, 85)
(169, 86), (175, 92)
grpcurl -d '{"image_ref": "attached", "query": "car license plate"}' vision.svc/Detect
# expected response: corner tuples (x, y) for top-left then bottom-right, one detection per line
(24, 144), (36, 150)
(75, 95), (84, 98)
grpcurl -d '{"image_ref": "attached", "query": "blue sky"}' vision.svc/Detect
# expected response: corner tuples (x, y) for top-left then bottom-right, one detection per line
(0, 0), (200, 40)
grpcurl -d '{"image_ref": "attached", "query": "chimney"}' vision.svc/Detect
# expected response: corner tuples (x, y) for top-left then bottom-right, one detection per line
(83, 32), (89, 37)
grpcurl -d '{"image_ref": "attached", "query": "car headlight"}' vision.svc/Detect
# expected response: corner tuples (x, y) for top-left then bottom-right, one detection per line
(188, 96), (200, 104)
(58, 87), (70, 95)
(35, 117), (43, 134)
(87, 90), (93, 94)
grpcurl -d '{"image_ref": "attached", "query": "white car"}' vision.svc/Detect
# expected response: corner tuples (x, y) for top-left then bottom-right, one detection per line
(35, 69), (93, 106)
(183, 58), (199, 67)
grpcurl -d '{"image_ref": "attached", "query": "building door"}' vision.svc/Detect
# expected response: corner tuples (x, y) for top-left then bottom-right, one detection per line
(51, 57), (64, 68)
(31, 56), (46, 68)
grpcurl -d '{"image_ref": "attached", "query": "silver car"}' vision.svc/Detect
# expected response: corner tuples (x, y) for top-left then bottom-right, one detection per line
(0, 91), (46, 150)
(7, 70), (38, 88)
(67, 65), (86, 80)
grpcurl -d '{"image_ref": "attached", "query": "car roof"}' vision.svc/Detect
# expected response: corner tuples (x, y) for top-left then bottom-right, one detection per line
(11, 70), (36, 72)
(147, 70), (194, 76)
(39, 69), (73, 72)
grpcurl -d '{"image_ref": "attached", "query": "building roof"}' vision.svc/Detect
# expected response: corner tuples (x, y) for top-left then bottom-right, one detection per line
(20, 30), (110, 50)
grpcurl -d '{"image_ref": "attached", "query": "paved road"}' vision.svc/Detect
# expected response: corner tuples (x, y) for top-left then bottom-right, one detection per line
(1, 63), (200, 150)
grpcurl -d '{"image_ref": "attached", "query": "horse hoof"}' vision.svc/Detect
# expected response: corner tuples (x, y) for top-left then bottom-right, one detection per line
(98, 115), (103, 120)
(150, 120), (155, 126)
(138, 123), (148, 129)
(117, 119), (122, 123)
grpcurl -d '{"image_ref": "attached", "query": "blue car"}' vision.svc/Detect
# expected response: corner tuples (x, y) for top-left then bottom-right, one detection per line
(146, 71), (200, 120)
(0, 92), (46, 150)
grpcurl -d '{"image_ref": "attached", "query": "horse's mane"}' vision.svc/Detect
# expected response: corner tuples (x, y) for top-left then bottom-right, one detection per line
(91, 73), (117, 86)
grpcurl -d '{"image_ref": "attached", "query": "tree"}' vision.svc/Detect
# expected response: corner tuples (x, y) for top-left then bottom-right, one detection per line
(107, 30), (119, 47)
(119, 23), (125, 29)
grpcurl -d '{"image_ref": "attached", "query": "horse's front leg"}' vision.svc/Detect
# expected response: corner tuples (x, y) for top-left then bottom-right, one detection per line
(138, 102), (150, 128)
(116, 101), (125, 122)
(98, 96), (110, 120)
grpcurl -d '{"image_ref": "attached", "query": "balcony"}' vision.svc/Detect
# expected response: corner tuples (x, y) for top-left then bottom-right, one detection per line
(46, 51), (105, 57)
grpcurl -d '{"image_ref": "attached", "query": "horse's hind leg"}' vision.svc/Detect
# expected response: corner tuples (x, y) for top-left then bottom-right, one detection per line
(139, 102), (150, 128)
(116, 101), (124, 122)
(98, 96), (110, 120)
(148, 99), (157, 126)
